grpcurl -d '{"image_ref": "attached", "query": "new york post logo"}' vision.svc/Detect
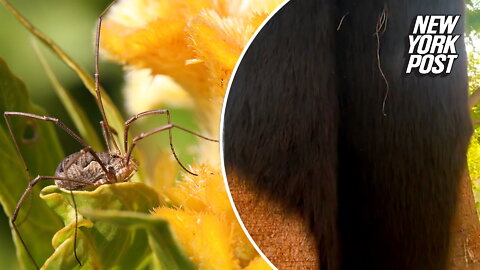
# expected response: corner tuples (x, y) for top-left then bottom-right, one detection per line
(406, 15), (460, 75)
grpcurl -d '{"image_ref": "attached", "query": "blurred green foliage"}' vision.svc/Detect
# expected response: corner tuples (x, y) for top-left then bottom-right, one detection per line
(0, 1), (119, 268)
(0, 0), (200, 268)
(467, 0), (480, 33)
(0, 56), (64, 270)
(467, 2), (480, 213)
(38, 183), (193, 270)
(0, 0), (125, 151)
(468, 39), (480, 215)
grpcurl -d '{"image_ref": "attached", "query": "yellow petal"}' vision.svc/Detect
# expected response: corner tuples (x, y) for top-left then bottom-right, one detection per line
(243, 256), (273, 270)
(154, 208), (240, 270)
(123, 69), (194, 114)
(161, 165), (228, 213)
(101, 0), (285, 135)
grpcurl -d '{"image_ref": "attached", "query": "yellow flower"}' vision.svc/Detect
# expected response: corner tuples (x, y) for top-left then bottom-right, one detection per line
(101, 0), (285, 269)
(154, 166), (260, 269)
(101, 0), (284, 135)
(244, 257), (274, 270)
(123, 69), (194, 114)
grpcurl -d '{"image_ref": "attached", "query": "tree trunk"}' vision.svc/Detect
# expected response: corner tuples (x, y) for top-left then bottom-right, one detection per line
(228, 171), (480, 269)
(227, 171), (318, 269)
(449, 172), (480, 269)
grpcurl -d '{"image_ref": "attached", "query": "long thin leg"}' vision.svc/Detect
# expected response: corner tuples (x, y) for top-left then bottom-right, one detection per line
(4, 112), (89, 150)
(12, 176), (97, 270)
(58, 146), (114, 267)
(100, 121), (112, 153)
(4, 112), (97, 225)
(123, 109), (170, 152)
(94, 0), (120, 153)
(4, 112), (114, 181)
(100, 121), (119, 153)
(126, 123), (218, 176)
(14, 187), (33, 228)
(124, 109), (218, 176)
(70, 190), (81, 266)
(4, 113), (31, 180)
(5, 112), (109, 267)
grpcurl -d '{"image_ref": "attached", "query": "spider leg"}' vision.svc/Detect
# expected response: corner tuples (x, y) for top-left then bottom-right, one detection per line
(93, 0), (121, 154)
(100, 121), (112, 153)
(126, 123), (218, 176)
(60, 148), (114, 267)
(124, 110), (187, 170)
(4, 112), (89, 178)
(5, 112), (115, 183)
(69, 190), (81, 266)
(100, 120), (119, 154)
(4, 112), (114, 267)
(124, 109), (170, 153)
(11, 176), (96, 269)
(3, 112), (92, 226)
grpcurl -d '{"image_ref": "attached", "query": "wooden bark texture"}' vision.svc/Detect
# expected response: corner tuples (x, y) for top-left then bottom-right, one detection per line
(227, 171), (480, 269)
(449, 172), (480, 269)
(227, 172), (319, 269)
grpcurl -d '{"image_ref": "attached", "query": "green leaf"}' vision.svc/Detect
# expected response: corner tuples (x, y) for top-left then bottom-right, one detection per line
(0, 57), (64, 270)
(80, 209), (196, 270)
(466, 9), (480, 34)
(0, 0), (126, 151)
(31, 39), (104, 151)
(39, 182), (162, 270)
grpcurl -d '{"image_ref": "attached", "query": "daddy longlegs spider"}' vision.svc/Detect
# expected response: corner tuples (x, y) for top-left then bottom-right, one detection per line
(3, 0), (218, 269)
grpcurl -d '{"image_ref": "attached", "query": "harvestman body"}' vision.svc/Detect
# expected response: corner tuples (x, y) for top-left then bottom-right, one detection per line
(3, 0), (218, 269)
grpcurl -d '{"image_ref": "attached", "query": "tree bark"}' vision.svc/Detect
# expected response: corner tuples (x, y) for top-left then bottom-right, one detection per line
(228, 171), (480, 269)
(449, 172), (480, 269)
(227, 171), (318, 269)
